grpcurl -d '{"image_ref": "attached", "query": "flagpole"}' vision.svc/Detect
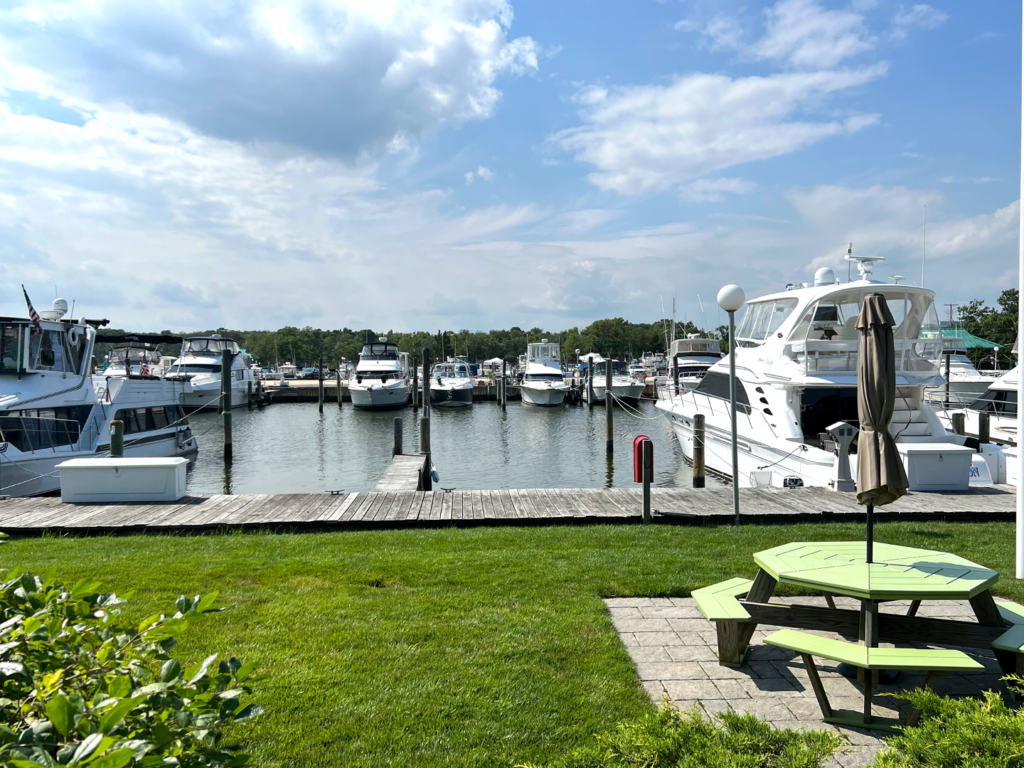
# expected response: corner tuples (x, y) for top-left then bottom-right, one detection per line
(1017, 0), (1024, 579)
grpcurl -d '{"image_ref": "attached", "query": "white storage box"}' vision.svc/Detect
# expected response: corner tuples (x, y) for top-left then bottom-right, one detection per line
(57, 458), (188, 503)
(897, 443), (974, 492)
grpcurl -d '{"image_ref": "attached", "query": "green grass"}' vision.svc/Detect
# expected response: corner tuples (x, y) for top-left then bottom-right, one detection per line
(2, 521), (1019, 767)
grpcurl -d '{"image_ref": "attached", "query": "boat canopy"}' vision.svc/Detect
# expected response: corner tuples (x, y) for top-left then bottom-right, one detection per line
(360, 342), (399, 360)
(941, 327), (1003, 350)
(184, 337), (239, 355)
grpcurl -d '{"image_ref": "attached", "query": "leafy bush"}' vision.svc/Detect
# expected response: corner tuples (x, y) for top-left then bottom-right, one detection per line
(0, 568), (264, 767)
(519, 703), (843, 768)
(874, 678), (1024, 767)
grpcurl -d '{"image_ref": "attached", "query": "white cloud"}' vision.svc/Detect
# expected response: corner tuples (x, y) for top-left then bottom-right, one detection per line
(0, 0), (539, 159)
(464, 165), (494, 183)
(973, 177), (998, 184)
(678, 178), (756, 203)
(941, 176), (953, 183)
(555, 66), (884, 195)
(891, 4), (948, 41)
(754, 0), (874, 69)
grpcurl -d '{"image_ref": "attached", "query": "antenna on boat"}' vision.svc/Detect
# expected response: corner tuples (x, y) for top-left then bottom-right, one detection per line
(844, 242), (884, 280)
(846, 242), (853, 282)
(891, 275), (905, 285)
(697, 294), (710, 335)
(922, 204), (927, 288)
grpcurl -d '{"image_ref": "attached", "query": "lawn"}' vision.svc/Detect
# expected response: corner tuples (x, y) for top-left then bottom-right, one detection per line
(2, 521), (1018, 767)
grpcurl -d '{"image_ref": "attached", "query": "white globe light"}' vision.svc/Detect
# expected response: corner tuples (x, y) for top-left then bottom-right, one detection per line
(717, 284), (746, 312)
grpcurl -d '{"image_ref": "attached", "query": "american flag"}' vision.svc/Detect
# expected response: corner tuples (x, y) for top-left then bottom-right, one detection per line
(21, 285), (42, 335)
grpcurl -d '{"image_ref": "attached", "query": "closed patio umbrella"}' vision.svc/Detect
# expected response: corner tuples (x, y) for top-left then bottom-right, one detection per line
(856, 293), (910, 563)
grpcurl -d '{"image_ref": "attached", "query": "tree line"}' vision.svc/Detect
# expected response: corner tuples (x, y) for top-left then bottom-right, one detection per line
(957, 289), (1018, 368)
(94, 317), (708, 368)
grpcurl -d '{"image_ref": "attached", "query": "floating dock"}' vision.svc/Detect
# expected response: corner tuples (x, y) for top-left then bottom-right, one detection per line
(0, 485), (1013, 535)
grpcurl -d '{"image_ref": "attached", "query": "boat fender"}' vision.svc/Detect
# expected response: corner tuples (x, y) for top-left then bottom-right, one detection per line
(67, 327), (81, 346)
(431, 466), (440, 483)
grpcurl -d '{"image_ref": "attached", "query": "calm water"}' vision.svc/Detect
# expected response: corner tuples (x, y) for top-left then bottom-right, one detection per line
(184, 400), (726, 495)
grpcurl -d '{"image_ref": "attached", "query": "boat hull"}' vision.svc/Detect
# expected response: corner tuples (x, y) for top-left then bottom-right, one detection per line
(350, 382), (411, 410)
(520, 384), (567, 406)
(585, 381), (645, 404)
(429, 385), (474, 408)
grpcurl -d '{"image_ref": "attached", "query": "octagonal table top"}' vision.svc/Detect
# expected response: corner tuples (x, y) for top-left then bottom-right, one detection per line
(753, 541), (998, 601)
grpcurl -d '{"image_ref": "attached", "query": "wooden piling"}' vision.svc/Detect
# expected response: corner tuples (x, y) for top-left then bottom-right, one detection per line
(222, 348), (233, 461)
(109, 420), (124, 458)
(673, 354), (680, 396)
(394, 417), (403, 456)
(256, 378), (264, 408)
(951, 412), (966, 436)
(318, 357), (324, 414)
(422, 349), (430, 415)
(587, 363), (594, 409)
(642, 439), (653, 523)
(419, 416), (432, 491)
(247, 380), (253, 409)
(501, 360), (507, 410)
(693, 413), (706, 488)
(337, 363), (342, 408)
(412, 355), (419, 409)
(978, 412), (990, 446)
(605, 355), (613, 454)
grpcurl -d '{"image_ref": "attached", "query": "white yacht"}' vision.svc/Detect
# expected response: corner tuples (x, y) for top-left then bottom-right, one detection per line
(925, 336), (1000, 407)
(167, 335), (255, 412)
(349, 339), (411, 410)
(429, 359), (474, 408)
(656, 256), (974, 490)
(520, 340), (568, 406)
(581, 354), (644, 404)
(942, 365), (1018, 446)
(667, 336), (724, 391)
(0, 300), (198, 497)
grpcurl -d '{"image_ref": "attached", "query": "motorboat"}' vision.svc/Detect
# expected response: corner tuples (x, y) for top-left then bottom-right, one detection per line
(349, 339), (411, 410)
(655, 254), (975, 490)
(166, 335), (255, 412)
(102, 342), (168, 378)
(0, 300), (197, 497)
(429, 359), (474, 408)
(941, 365), (1018, 447)
(665, 336), (724, 392)
(925, 336), (1000, 407)
(581, 353), (644, 404)
(520, 340), (568, 406)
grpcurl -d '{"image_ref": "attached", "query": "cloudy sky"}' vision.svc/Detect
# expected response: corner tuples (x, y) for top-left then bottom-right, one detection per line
(0, 0), (1018, 332)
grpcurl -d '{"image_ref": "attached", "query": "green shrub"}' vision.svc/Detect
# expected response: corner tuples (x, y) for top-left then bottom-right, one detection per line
(0, 568), (264, 767)
(520, 703), (843, 768)
(874, 679), (1024, 767)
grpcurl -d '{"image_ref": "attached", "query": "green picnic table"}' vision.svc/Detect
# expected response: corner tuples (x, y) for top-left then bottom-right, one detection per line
(712, 542), (1016, 673)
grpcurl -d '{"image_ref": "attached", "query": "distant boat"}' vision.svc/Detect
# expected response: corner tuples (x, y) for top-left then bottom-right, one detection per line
(349, 339), (411, 410)
(429, 359), (474, 408)
(520, 339), (568, 406)
(667, 336), (724, 391)
(580, 353), (643, 405)
(167, 335), (255, 412)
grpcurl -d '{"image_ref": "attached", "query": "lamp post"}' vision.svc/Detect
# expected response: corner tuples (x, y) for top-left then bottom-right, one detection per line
(718, 284), (746, 525)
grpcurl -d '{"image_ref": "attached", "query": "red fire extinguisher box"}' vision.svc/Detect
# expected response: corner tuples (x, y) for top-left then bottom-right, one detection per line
(633, 436), (653, 483)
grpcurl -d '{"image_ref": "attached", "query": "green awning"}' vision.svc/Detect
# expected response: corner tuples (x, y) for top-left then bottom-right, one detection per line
(941, 327), (1003, 350)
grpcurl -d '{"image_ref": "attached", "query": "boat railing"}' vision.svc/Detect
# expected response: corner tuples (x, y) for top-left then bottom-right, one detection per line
(0, 414), (84, 454)
(784, 338), (942, 376)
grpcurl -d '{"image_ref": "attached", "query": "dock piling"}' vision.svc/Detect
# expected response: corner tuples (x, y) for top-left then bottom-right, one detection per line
(587, 366), (594, 409)
(419, 416), (432, 491)
(979, 412), (990, 447)
(693, 413), (706, 488)
(247, 380), (253, 409)
(337, 363), (343, 408)
(605, 355), (613, 454)
(412, 355), (419, 409)
(109, 420), (124, 458)
(394, 417), (403, 456)
(318, 357), (324, 414)
(222, 348), (233, 461)
(422, 349), (430, 415)
(501, 360), (507, 410)
(951, 412), (966, 436)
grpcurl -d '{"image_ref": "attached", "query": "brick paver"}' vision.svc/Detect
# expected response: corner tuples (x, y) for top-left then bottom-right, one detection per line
(607, 596), (1012, 768)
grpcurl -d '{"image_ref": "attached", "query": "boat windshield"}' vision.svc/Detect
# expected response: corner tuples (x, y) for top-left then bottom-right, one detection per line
(433, 364), (470, 378)
(109, 347), (158, 364)
(361, 343), (399, 361)
(528, 344), (559, 361)
(735, 298), (799, 347)
(184, 338), (239, 356)
(525, 373), (563, 382)
(0, 323), (25, 374)
(593, 360), (628, 376)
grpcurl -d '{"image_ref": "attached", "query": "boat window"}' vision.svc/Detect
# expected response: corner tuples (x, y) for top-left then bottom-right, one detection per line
(525, 373), (563, 382)
(165, 405), (186, 426)
(691, 371), (750, 412)
(360, 343), (399, 361)
(0, 324), (25, 374)
(27, 329), (74, 373)
(151, 407), (169, 430)
(969, 390), (1017, 416)
(736, 300), (797, 346)
(0, 407), (88, 452)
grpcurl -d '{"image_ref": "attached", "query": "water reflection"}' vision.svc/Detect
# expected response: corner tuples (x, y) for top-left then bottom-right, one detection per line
(185, 400), (728, 495)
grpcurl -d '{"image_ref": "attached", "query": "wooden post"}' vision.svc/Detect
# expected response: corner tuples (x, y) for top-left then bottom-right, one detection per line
(642, 439), (653, 523)
(587, 362), (594, 409)
(109, 420), (124, 458)
(422, 349), (430, 416)
(393, 417), (403, 457)
(605, 356), (613, 454)
(222, 347), (233, 461)
(419, 416), (432, 491)
(978, 411), (990, 446)
(256, 378), (264, 408)
(673, 354), (680, 396)
(951, 412), (966, 436)
(412, 355), (419, 410)
(693, 413), (706, 488)
(247, 380), (253, 409)
(501, 360), (507, 410)
(318, 357), (324, 414)
(337, 363), (343, 408)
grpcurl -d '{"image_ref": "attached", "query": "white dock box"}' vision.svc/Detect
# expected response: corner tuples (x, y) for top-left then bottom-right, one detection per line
(57, 458), (188, 503)
(897, 443), (974, 492)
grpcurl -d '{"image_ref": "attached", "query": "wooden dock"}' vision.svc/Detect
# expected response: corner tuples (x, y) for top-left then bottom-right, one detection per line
(0, 485), (1014, 535)
(374, 454), (430, 491)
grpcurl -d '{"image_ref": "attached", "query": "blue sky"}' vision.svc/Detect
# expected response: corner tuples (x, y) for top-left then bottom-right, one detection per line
(0, 0), (1019, 333)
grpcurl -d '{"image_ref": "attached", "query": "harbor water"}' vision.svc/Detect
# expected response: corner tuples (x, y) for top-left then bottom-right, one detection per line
(184, 400), (726, 495)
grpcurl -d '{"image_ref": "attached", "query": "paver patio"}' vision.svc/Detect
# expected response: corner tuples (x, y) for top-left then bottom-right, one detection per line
(607, 595), (1013, 768)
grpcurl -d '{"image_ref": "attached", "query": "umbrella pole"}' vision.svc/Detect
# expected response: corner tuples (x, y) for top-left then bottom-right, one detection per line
(866, 502), (874, 564)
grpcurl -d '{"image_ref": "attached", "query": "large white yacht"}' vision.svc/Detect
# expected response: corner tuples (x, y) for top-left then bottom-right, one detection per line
(0, 301), (198, 497)
(167, 335), (255, 412)
(349, 339), (411, 410)
(925, 336), (1000, 406)
(429, 359), (474, 408)
(581, 354), (644, 404)
(520, 340), (568, 406)
(941, 365), (1018, 446)
(655, 255), (974, 490)
(667, 336), (724, 391)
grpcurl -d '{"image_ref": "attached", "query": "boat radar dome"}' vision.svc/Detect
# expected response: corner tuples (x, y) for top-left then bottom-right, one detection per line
(813, 268), (835, 287)
(39, 298), (68, 320)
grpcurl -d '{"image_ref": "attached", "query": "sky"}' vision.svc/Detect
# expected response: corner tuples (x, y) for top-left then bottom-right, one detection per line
(0, 0), (1019, 333)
